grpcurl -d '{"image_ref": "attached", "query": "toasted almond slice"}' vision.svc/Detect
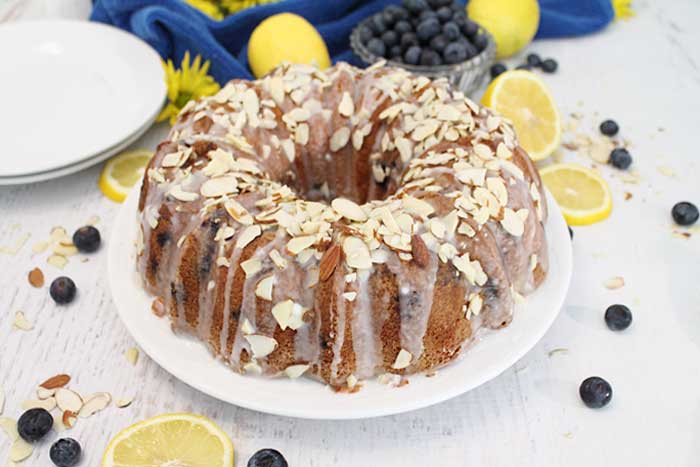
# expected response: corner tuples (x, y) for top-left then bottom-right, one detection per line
(125, 347), (139, 366)
(284, 364), (310, 379)
(347, 374), (358, 389)
(255, 275), (274, 301)
(402, 196), (434, 218)
(331, 198), (367, 222)
(330, 127), (351, 152)
(116, 397), (134, 409)
(241, 318), (255, 335)
(391, 349), (413, 370)
(28, 267), (44, 288)
(21, 398), (56, 411)
(240, 258), (262, 277)
(342, 236), (371, 270)
(286, 235), (316, 255)
(13, 312), (32, 331)
(338, 92), (354, 117)
(55, 388), (83, 413)
(236, 225), (261, 250)
(37, 387), (55, 400)
(0, 417), (18, 441)
(244, 335), (278, 358)
(271, 300), (295, 330)
(78, 392), (111, 418)
(10, 438), (33, 462)
(243, 361), (263, 375)
(501, 208), (524, 236)
(62, 410), (77, 429)
(604, 276), (625, 290)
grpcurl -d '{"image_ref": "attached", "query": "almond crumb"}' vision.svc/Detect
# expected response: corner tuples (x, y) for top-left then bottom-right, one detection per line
(604, 276), (625, 290)
(28, 267), (45, 288)
(125, 348), (139, 366)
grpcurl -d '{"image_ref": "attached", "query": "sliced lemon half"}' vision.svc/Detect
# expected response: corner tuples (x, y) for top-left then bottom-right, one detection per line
(98, 149), (153, 203)
(481, 70), (561, 161)
(540, 163), (613, 226)
(101, 413), (234, 467)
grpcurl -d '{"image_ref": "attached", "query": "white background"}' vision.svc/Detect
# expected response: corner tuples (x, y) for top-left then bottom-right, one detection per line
(1, 0), (699, 465)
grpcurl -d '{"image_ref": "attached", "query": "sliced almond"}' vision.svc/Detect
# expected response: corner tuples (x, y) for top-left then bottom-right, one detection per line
(338, 92), (354, 117)
(10, 438), (33, 462)
(391, 349), (413, 370)
(268, 249), (288, 270)
(319, 244), (340, 281)
(240, 258), (262, 277)
(78, 392), (111, 418)
(329, 127), (351, 152)
(241, 318), (255, 335)
(21, 398), (56, 411)
(271, 300), (295, 330)
(342, 237), (371, 270)
(255, 275), (274, 301)
(501, 208), (524, 236)
(243, 361), (263, 375)
(116, 397), (134, 409)
(244, 335), (278, 358)
(332, 198), (367, 222)
(286, 236), (316, 255)
(0, 417), (18, 441)
(284, 364), (310, 379)
(604, 276), (625, 290)
(125, 347), (139, 366)
(13, 311), (33, 331)
(236, 225), (261, 250)
(36, 387), (55, 400)
(62, 410), (77, 429)
(200, 176), (238, 198)
(28, 267), (44, 288)
(402, 196), (434, 218)
(55, 388), (83, 413)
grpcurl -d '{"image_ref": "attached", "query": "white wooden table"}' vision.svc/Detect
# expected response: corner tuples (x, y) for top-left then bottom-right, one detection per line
(1, 0), (699, 465)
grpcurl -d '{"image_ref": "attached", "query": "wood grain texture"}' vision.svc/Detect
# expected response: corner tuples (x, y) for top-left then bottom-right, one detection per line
(1, 0), (700, 465)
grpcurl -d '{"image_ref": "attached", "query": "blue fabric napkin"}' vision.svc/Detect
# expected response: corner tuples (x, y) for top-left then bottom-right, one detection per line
(91, 0), (617, 84)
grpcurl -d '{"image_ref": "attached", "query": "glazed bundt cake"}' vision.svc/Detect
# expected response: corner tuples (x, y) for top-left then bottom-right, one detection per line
(137, 61), (548, 390)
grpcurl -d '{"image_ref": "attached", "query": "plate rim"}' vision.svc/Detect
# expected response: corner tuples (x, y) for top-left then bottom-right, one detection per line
(108, 187), (573, 420)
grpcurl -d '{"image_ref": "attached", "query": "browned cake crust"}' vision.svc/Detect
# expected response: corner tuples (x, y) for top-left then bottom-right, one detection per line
(136, 62), (548, 389)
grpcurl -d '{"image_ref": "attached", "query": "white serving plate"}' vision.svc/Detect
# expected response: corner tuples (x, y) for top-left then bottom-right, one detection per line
(0, 20), (165, 178)
(108, 187), (572, 420)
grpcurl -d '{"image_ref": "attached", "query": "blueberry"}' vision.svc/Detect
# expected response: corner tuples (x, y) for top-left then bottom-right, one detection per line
(419, 9), (437, 22)
(401, 32), (419, 49)
(516, 63), (532, 70)
(368, 14), (387, 35)
(490, 63), (507, 79)
(429, 34), (448, 52)
(389, 45), (403, 60)
(471, 33), (488, 51)
(50, 438), (82, 467)
(541, 58), (558, 73)
(672, 201), (699, 226)
(442, 21), (460, 41)
(568, 226), (573, 239)
(382, 5), (403, 26)
(394, 20), (413, 35)
(599, 119), (619, 136)
(366, 37), (386, 57)
(526, 53), (541, 67)
(18, 408), (53, 442)
(443, 41), (467, 64)
(404, 45), (422, 65)
(453, 12), (467, 27)
(381, 30), (399, 48)
(436, 6), (453, 22)
(579, 376), (613, 409)
(461, 19), (478, 38)
(416, 18), (442, 43)
(358, 25), (374, 44)
(609, 147), (632, 170)
(403, 0), (429, 14)
(50, 276), (77, 305)
(605, 304), (632, 331)
(248, 449), (288, 467)
(420, 48), (443, 66)
(450, 1), (463, 11)
(72, 225), (101, 253)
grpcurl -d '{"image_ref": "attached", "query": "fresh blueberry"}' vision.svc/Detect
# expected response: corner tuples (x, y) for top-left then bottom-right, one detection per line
(461, 19), (478, 38)
(436, 6), (453, 22)
(599, 119), (619, 137)
(401, 32), (419, 49)
(672, 201), (699, 226)
(50, 276), (77, 305)
(72, 225), (101, 253)
(579, 376), (613, 409)
(382, 5), (403, 26)
(443, 41), (467, 64)
(403, 0), (429, 14)
(526, 53), (541, 66)
(381, 30), (399, 48)
(568, 226), (573, 239)
(393, 6), (410, 21)
(358, 25), (374, 44)
(471, 33), (488, 51)
(541, 58), (558, 73)
(248, 449), (288, 467)
(368, 14), (387, 35)
(394, 19), (413, 35)
(605, 304), (633, 331)
(420, 48), (443, 66)
(453, 12), (467, 27)
(609, 147), (632, 170)
(366, 37), (386, 57)
(516, 63), (532, 70)
(18, 408), (53, 442)
(430, 34), (448, 52)
(416, 17), (442, 42)
(389, 45), (403, 61)
(490, 63), (507, 79)
(442, 21), (460, 41)
(404, 45), (422, 65)
(50, 438), (82, 467)
(419, 9), (437, 22)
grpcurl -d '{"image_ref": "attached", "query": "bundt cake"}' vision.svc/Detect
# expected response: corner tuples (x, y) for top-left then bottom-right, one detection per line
(136, 61), (548, 390)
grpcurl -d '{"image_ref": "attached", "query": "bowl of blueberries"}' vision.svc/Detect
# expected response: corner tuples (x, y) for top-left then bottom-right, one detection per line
(351, 0), (496, 96)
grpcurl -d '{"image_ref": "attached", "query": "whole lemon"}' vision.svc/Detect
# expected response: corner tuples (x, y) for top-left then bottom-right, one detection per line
(248, 13), (331, 78)
(467, 0), (540, 59)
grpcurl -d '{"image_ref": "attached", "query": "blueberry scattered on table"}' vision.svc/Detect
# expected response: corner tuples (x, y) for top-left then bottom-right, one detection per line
(50, 276), (77, 305)
(490, 63), (507, 79)
(609, 147), (632, 170)
(248, 449), (288, 467)
(671, 201), (699, 226)
(605, 304), (633, 331)
(540, 58), (558, 73)
(50, 438), (82, 467)
(72, 225), (101, 253)
(579, 376), (613, 408)
(526, 53), (541, 66)
(17, 408), (53, 442)
(599, 119), (619, 137)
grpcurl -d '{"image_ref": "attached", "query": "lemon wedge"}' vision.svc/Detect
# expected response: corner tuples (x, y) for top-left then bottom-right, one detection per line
(481, 70), (561, 161)
(540, 163), (613, 226)
(102, 413), (234, 467)
(98, 149), (153, 203)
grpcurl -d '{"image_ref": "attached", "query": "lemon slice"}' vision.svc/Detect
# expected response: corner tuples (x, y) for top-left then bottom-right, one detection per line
(481, 70), (561, 161)
(540, 163), (612, 226)
(98, 149), (153, 203)
(102, 413), (234, 467)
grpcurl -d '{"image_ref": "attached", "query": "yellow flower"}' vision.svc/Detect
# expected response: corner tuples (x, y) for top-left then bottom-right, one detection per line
(613, 0), (634, 20)
(220, 0), (279, 14)
(184, 0), (224, 20)
(157, 51), (221, 126)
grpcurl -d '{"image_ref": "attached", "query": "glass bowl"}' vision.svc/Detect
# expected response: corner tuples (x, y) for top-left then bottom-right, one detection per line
(350, 20), (496, 97)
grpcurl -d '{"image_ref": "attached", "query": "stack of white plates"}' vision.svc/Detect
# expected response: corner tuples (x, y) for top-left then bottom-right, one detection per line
(0, 20), (166, 185)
